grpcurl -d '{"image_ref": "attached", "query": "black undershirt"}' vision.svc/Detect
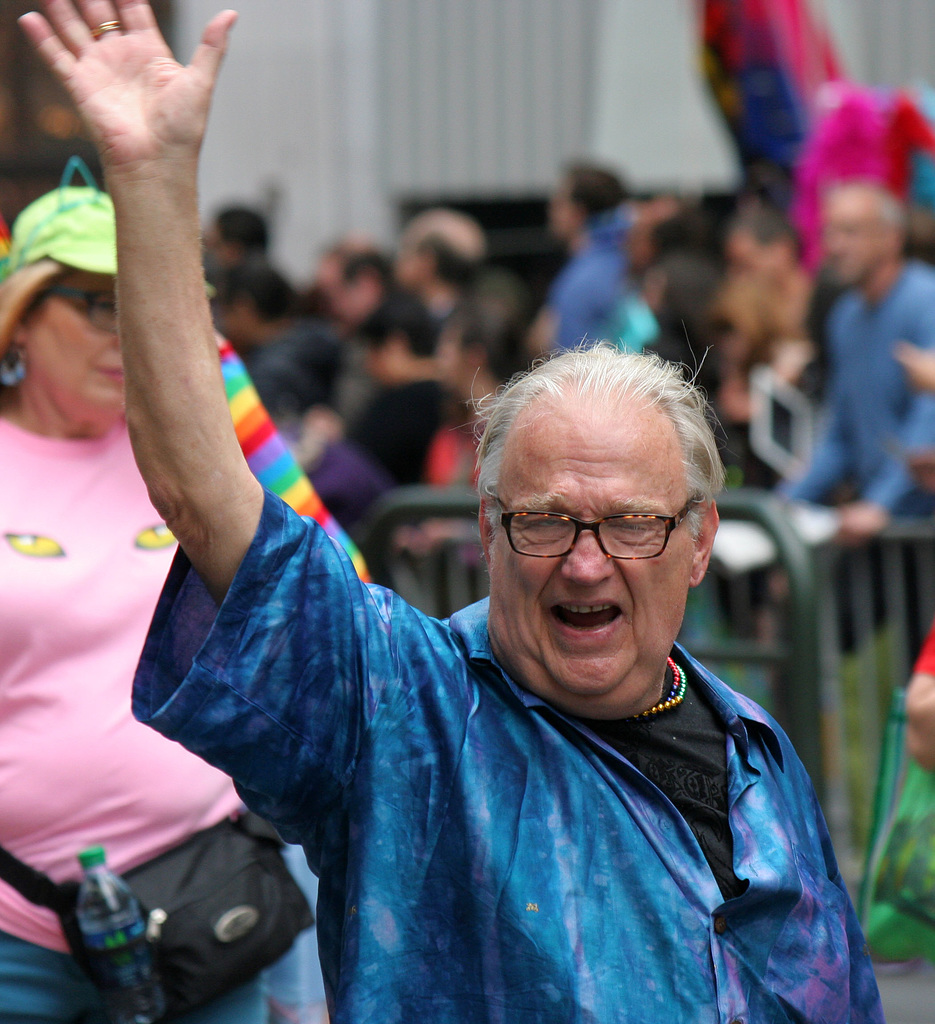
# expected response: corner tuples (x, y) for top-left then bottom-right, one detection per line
(579, 659), (747, 901)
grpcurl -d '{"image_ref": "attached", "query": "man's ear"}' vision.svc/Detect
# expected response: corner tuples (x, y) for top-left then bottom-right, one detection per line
(479, 499), (495, 565)
(689, 501), (719, 588)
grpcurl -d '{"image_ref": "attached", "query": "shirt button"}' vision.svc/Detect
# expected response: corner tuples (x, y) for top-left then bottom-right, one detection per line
(714, 915), (728, 934)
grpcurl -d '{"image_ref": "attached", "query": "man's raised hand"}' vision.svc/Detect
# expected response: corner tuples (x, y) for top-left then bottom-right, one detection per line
(19, 0), (237, 174)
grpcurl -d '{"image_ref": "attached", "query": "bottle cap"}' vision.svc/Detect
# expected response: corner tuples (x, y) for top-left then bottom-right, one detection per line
(77, 845), (107, 870)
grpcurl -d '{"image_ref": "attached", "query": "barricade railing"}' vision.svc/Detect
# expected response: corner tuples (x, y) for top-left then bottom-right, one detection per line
(355, 486), (486, 618)
(812, 519), (935, 869)
(354, 484), (935, 870)
(683, 489), (824, 797)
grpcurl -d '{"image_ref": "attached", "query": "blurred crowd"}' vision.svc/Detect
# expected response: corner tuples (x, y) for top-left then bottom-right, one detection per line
(205, 159), (935, 546)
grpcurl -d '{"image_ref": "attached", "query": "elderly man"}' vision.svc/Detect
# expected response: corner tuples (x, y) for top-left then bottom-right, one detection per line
(782, 180), (935, 543)
(21, 3), (884, 1022)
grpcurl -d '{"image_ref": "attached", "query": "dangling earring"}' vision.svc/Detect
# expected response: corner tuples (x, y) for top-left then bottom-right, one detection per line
(0, 346), (26, 387)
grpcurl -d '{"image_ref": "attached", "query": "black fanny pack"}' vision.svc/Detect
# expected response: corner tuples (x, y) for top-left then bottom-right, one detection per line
(0, 813), (313, 1020)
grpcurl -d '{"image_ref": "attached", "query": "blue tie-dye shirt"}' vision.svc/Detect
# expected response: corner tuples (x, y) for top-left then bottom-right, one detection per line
(134, 490), (883, 1024)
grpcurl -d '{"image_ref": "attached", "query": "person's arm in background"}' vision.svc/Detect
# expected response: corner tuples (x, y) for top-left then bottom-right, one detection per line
(864, 338), (935, 518)
(883, 290), (935, 508)
(781, 305), (894, 546)
(779, 379), (851, 504)
(897, 342), (935, 492)
(21, 1), (257, 603)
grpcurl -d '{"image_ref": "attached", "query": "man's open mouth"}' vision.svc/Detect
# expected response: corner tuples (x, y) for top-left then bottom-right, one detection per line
(553, 603), (620, 629)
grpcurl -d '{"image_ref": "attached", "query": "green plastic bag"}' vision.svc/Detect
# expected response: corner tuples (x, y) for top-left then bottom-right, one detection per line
(860, 688), (935, 961)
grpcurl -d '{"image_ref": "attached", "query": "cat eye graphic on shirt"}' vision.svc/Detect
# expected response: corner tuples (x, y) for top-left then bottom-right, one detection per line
(134, 524), (176, 550)
(5, 526), (175, 557)
(5, 533), (65, 558)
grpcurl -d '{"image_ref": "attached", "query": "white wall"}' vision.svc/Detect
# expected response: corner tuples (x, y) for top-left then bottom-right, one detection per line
(589, 0), (741, 194)
(376, 0), (599, 198)
(176, 0), (389, 282)
(821, 0), (935, 87)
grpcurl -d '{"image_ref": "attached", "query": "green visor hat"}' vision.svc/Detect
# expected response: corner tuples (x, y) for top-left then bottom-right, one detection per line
(0, 157), (116, 357)
(1, 156), (116, 282)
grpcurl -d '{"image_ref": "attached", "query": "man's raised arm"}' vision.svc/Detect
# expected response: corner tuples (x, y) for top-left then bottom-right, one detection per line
(20, 0), (262, 601)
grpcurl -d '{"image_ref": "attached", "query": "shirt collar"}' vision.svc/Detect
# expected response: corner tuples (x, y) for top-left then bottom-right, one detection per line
(677, 644), (785, 770)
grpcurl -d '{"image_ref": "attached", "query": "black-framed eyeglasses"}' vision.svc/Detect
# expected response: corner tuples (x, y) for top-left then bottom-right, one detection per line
(500, 501), (698, 560)
(43, 285), (117, 333)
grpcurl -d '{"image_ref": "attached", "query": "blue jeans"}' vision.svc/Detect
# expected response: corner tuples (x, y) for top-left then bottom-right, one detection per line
(264, 844), (327, 1024)
(0, 928), (265, 1024)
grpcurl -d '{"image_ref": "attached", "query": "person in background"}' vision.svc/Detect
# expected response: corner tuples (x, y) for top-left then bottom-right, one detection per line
(723, 203), (829, 403)
(888, 339), (935, 768)
(327, 250), (394, 342)
(301, 233), (380, 322)
(527, 161), (629, 356)
(203, 204), (269, 279)
(18, 6), (886, 1018)
(625, 194), (685, 284)
(294, 247), (402, 525)
(424, 297), (527, 488)
(326, 249), (395, 428)
(781, 181), (935, 544)
(213, 257), (341, 426)
(0, 168), (266, 1024)
(395, 207), (487, 327)
(641, 249), (723, 400)
(606, 195), (718, 355)
(706, 275), (815, 489)
(347, 290), (444, 485)
(723, 204), (812, 343)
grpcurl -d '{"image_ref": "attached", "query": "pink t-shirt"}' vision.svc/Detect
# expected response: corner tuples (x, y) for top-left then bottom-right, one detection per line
(0, 418), (242, 952)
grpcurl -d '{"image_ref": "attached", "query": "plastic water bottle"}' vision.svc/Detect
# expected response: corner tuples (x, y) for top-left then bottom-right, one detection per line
(75, 846), (166, 1024)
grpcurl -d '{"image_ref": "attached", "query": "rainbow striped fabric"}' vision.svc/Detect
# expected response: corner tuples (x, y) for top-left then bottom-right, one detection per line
(219, 338), (370, 582)
(0, 209), (10, 260)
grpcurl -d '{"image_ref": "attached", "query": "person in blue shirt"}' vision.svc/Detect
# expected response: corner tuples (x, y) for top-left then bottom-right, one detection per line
(528, 162), (629, 356)
(782, 180), (935, 544)
(22, 3), (885, 1022)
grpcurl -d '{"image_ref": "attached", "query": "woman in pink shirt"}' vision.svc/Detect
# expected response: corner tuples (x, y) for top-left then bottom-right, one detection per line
(0, 169), (265, 1023)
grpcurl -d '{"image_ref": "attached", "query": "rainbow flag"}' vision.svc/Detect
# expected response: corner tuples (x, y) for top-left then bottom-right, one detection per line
(701, 0), (842, 171)
(219, 338), (370, 582)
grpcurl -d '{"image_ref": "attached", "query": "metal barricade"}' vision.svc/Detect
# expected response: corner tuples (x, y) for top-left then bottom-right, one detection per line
(655, 497), (935, 868)
(814, 519), (935, 864)
(684, 489), (824, 800)
(355, 486), (487, 618)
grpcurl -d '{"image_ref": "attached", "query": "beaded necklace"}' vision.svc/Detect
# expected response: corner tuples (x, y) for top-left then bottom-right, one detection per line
(624, 657), (686, 721)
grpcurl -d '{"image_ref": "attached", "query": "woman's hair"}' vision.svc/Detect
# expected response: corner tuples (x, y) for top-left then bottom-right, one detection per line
(475, 344), (725, 534)
(707, 276), (791, 372)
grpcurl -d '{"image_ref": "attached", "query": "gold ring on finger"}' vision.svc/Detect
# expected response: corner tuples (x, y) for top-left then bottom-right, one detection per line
(91, 21), (122, 39)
